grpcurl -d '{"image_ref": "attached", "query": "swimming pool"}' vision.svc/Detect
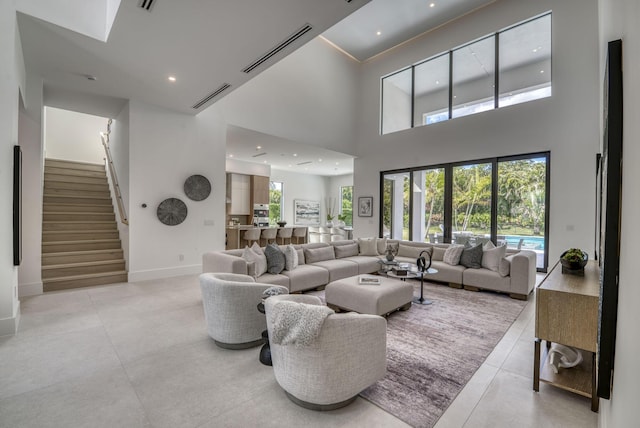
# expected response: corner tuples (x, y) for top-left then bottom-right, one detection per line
(504, 235), (545, 250)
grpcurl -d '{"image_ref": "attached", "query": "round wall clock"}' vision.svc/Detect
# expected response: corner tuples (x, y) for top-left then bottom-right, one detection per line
(184, 174), (211, 201)
(157, 198), (188, 226)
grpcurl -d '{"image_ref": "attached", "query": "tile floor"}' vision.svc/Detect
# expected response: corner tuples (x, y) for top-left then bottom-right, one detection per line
(0, 274), (598, 428)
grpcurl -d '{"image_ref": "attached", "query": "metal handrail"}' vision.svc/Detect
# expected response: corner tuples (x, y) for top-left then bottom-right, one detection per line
(101, 119), (128, 225)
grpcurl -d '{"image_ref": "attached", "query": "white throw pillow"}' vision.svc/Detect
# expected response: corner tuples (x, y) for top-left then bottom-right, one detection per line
(283, 245), (298, 271)
(376, 237), (388, 255)
(482, 244), (506, 272)
(358, 238), (379, 256)
(242, 245), (267, 277)
(251, 242), (264, 255)
(443, 245), (464, 265)
(499, 254), (515, 277)
(483, 240), (496, 250)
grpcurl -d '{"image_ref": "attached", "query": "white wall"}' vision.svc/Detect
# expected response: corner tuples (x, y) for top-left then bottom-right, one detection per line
(0, 5), (24, 335)
(127, 101), (227, 281)
(353, 0), (601, 266)
(108, 103), (130, 269)
(221, 37), (361, 156)
(598, 0), (640, 426)
(17, 70), (44, 297)
(269, 169), (330, 226)
(44, 107), (107, 164)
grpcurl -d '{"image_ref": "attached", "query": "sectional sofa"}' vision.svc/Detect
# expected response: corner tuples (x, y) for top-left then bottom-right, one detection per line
(202, 238), (537, 300)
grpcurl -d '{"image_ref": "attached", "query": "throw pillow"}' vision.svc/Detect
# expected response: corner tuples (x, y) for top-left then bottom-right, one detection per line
(460, 244), (483, 268)
(241, 245), (267, 277)
(358, 238), (379, 256)
(283, 245), (299, 271)
(432, 246), (446, 261)
(264, 243), (286, 274)
(483, 240), (496, 250)
(296, 248), (305, 265)
(498, 256), (512, 277)
(376, 237), (388, 255)
(443, 245), (464, 265)
(397, 244), (428, 259)
(334, 242), (359, 258)
(251, 242), (264, 255)
(482, 244), (506, 272)
(304, 246), (336, 263)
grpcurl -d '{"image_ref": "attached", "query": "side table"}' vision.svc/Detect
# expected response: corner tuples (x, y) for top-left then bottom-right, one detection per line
(257, 286), (288, 366)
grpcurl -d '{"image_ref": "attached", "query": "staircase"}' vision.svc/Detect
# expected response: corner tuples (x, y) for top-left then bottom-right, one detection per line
(42, 158), (127, 292)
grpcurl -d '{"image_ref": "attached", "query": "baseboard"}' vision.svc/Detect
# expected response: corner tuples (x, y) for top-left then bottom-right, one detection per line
(0, 301), (21, 337)
(128, 264), (201, 282)
(19, 281), (43, 297)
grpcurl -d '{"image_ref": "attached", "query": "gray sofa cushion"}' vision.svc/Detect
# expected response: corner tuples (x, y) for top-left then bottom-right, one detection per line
(432, 246), (446, 261)
(265, 243), (286, 274)
(463, 268), (511, 293)
(334, 242), (359, 258)
(281, 265), (330, 293)
(358, 238), (379, 256)
(460, 244), (483, 268)
(283, 245), (299, 271)
(397, 244), (427, 259)
(342, 256), (381, 275)
(312, 259), (359, 282)
(304, 246), (335, 263)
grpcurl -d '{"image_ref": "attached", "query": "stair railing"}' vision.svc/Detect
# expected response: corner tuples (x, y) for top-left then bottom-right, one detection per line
(101, 119), (129, 225)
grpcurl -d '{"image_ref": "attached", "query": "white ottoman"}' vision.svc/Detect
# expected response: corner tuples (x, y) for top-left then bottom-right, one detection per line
(325, 275), (413, 316)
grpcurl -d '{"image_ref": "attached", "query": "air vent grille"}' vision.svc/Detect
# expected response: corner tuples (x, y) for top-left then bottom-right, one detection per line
(138, 0), (155, 11)
(252, 152), (267, 158)
(345, 0), (354, 2)
(242, 24), (313, 74)
(297, 161), (312, 166)
(192, 83), (231, 109)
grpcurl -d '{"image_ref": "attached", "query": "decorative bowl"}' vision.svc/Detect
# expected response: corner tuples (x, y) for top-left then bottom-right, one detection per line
(277, 221), (287, 227)
(560, 249), (588, 272)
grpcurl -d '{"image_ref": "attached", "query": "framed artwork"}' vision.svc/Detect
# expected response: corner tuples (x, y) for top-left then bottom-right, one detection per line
(294, 199), (320, 225)
(358, 196), (373, 217)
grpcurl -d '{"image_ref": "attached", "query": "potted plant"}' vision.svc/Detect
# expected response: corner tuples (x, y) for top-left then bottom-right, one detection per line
(325, 197), (336, 227)
(337, 213), (347, 227)
(560, 248), (588, 274)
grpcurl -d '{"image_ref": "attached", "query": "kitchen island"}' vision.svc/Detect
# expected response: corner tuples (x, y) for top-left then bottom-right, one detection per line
(225, 226), (307, 250)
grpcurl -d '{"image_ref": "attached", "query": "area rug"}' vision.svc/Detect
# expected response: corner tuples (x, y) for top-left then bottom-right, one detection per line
(308, 281), (526, 428)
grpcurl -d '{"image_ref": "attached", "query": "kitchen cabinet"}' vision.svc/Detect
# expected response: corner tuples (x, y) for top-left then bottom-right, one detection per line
(228, 173), (250, 215)
(251, 175), (270, 206)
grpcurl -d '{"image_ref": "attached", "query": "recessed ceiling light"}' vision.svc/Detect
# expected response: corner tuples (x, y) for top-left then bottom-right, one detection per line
(263, 160), (267, 164)
(540, 70), (545, 74)
(293, 153), (298, 157)
(335, 162), (340, 165)
(430, 3), (435, 8)
(318, 158), (323, 162)
(256, 145), (262, 150)
(435, 80), (440, 85)
(376, 31), (382, 36)
(288, 164), (292, 167)
(229, 154), (234, 158)
(532, 48), (538, 53)
(168, 76), (176, 82)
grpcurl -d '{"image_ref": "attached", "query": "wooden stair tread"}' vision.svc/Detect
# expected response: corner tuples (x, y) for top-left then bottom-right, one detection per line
(42, 249), (122, 257)
(43, 194), (111, 200)
(42, 238), (121, 245)
(43, 221), (116, 225)
(43, 271), (128, 283)
(42, 259), (125, 270)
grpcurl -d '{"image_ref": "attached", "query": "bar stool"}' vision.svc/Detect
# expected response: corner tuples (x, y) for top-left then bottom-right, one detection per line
(277, 227), (293, 245)
(260, 228), (278, 247)
(292, 227), (307, 244)
(242, 228), (261, 247)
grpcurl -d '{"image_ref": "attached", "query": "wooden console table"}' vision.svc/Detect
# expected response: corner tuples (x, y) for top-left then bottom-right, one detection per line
(533, 260), (599, 412)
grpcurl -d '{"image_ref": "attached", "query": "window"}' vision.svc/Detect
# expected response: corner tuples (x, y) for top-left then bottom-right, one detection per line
(269, 181), (283, 224)
(452, 36), (495, 119)
(380, 152), (549, 271)
(499, 14), (551, 107)
(381, 13), (551, 134)
(340, 186), (353, 226)
(381, 68), (412, 135)
(414, 54), (449, 127)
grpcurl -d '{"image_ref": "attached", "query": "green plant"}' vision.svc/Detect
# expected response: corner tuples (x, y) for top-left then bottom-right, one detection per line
(561, 248), (586, 263)
(338, 213), (347, 222)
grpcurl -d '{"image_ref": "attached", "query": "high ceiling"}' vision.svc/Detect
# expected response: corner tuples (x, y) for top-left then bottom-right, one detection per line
(17, 0), (499, 175)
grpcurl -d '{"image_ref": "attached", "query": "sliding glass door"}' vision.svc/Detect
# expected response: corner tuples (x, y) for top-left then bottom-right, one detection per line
(497, 156), (547, 269)
(380, 152), (549, 271)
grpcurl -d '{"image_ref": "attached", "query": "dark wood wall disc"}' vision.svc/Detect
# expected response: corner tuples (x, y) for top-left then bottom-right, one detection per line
(184, 174), (211, 201)
(157, 198), (188, 225)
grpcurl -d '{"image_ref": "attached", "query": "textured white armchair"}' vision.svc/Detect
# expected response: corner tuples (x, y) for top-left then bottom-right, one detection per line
(199, 273), (288, 349)
(265, 294), (387, 410)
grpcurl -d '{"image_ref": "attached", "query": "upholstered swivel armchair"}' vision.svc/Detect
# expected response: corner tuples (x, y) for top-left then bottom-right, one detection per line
(199, 273), (288, 349)
(265, 294), (387, 410)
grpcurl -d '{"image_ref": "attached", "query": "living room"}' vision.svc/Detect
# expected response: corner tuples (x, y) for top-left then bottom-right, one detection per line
(1, 0), (638, 427)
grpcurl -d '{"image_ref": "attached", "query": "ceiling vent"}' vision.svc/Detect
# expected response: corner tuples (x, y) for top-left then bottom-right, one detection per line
(297, 161), (312, 166)
(138, 0), (155, 11)
(345, 0), (354, 2)
(192, 83), (231, 109)
(252, 152), (267, 158)
(242, 24), (313, 74)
